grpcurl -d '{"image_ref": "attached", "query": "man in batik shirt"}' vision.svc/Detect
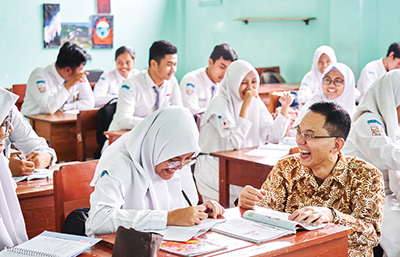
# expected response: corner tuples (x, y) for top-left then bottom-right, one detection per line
(239, 101), (384, 256)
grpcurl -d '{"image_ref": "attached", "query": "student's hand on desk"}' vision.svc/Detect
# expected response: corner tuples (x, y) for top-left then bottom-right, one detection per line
(64, 72), (89, 91)
(288, 206), (333, 226)
(26, 151), (52, 169)
(167, 205), (208, 226)
(202, 200), (225, 219)
(279, 92), (294, 118)
(9, 154), (35, 176)
(238, 185), (266, 210)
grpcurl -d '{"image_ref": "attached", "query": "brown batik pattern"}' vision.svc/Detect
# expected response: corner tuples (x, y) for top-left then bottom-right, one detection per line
(257, 153), (385, 257)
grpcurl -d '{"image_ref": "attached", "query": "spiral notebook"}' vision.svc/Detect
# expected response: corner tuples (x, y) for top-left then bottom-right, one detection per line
(0, 231), (101, 257)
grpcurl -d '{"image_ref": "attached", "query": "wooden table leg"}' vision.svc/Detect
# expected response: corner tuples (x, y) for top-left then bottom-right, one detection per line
(219, 158), (230, 208)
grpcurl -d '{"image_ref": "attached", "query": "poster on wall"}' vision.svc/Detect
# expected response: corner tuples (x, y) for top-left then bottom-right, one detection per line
(92, 15), (113, 48)
(61, 22), (92, 49)
(43, 4), (61, 48)
(97, 0), (111, 14)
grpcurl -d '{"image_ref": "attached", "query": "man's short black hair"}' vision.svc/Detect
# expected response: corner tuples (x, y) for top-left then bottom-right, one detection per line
(55, 42), (91, 70)
(115, 46), (135, 61)
(210, 43), (238, 62)
(308, 101), (351, 141)
(387, 42), (400, 58)
(149, 40), (177, 65)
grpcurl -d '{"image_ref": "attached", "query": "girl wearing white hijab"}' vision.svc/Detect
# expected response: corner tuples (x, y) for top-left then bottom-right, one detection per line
(86, 106), (224, 236)
(194, 60), (293, 206)
(298, 45), (337, 109)
(0, 88), (28, 250)
(294, 63), (356, 127)
(343, 70), (400, 257)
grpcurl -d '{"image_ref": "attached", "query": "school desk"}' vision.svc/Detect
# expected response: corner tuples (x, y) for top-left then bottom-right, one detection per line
(94, 208), (352, 257)
(103, 129), (129, 145)
(258, 82), (300, 113)
(26, 111), (97, 161)
(210, 147), (273, 208)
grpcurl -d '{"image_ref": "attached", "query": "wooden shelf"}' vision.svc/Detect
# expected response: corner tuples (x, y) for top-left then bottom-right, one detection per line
(234, 17), (316, 25)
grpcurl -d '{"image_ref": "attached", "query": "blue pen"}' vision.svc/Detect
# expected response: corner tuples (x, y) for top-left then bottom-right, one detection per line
(16, 154), (23, 160)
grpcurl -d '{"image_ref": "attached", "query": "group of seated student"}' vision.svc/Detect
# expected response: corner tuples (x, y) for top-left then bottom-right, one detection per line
(4, 38), (400, 257)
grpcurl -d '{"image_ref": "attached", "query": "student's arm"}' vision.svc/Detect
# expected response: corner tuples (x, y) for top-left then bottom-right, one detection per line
(62, 81), (95, 111)
(179, 75), (203, 115)
(169, 77), (183, 106)
(356, 65), (378, 101)
(93, 73), (114, 107)
(297, 72), (313, 107)
(26, 68), (70, 114)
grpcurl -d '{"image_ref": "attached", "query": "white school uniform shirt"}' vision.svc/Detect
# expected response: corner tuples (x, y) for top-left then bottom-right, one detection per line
(194, 60), (289, 207)
(86, 107), (200, 236)
(21, 62), (95, 115)
(0, 88), (28, 250)
(180, 68), (219, 115)
(294, 63), (356, 127)
(342, 70), (400, 257)
(108, 69), (183, 131)
(93, 68), (140, 107)
(298, 46), (337, 109)
(356, 58), (387, 103)
(3, 106), (57, 165)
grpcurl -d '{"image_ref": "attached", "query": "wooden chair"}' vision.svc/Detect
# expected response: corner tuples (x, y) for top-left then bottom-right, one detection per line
(255, 66), (280, 78)
(53, 160), (98, 232)
(12, 84), (27, 111)
(77, 109), (99, 161)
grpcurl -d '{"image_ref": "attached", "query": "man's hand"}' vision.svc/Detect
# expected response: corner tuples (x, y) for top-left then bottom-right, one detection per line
(288, 206), (334, 226)
(9, 154), (35, 176)
(26, 151), (52, 169)
(202, 200), (225, 219)
(238, 185), (266, 210)
(64, 72), (88, 91)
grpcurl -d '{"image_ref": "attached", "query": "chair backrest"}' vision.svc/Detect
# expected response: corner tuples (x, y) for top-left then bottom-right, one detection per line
(94, 98), (117, 159)
(12, 84), (27, 111)
(255, 66), (280, 78)
(86, 69), (103, 83)
(77, 109), (99, 161)
(53, 160), (98, 232)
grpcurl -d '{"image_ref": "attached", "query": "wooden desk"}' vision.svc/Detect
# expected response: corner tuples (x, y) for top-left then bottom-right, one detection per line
(211, 147), (273, 208)
(27, 112), (97, 161)
(258, 83), (300, 113)
(95, 208), (352, 256)
(104, 130), (129, 145)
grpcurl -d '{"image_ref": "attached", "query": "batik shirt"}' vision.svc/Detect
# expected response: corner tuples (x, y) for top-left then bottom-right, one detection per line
(258, 153), (385, 256)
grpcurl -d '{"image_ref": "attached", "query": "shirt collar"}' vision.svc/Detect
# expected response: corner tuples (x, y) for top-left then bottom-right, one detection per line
(50, 62), (66, 85)
(114, 69), (126, 83)
(145, 69), (163, 89)
(203, 68), (217, 88)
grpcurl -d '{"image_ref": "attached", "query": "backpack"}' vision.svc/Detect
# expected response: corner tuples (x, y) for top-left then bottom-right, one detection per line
(260, 69), (286, 84)
(94, 97), (117, 159)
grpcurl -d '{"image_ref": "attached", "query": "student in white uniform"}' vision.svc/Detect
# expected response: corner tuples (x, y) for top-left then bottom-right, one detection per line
(107, 40), (182, 133)
(0, 88), (28, 250)
(93, 46), (140, 107)
(297, 45), (337, 109)
(86, 106), (224, 236)
(357, 42), (400, 103)
(343, 70), (400, 257)
(180, 43), (238, 117)
(294, 63), (355, 128)
(194, 60), (293, 206)
(5, 106), (56, 177)
(21, 42), (95, 115)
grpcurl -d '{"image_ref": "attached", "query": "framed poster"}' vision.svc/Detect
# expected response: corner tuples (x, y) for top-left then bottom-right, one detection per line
(43, 4), (61, 48)
(61, 22), (92, 49)
(92, 15), (113, 49)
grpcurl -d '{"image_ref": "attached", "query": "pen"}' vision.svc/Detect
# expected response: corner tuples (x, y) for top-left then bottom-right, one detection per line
(16, 154), (23, 160)
(182, 190), (192, 206)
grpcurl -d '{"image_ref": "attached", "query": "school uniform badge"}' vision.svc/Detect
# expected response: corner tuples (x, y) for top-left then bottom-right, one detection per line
(218, 115), (231, 131)
(368, 119), (384, 136)
(36, 80), (46, 93)
(186, 83), (195, 95)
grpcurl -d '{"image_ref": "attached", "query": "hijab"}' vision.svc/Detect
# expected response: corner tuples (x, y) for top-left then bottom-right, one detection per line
(201, 60), (270, 147)
(0, 88), (28, 250)
(92, 106), (200, 210)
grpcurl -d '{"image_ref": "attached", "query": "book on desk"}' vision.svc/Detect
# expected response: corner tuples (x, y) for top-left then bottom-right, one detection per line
(212, 207), (325, 243)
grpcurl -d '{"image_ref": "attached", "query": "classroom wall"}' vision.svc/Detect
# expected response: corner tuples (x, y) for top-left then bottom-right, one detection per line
(1, 0), (399, 88)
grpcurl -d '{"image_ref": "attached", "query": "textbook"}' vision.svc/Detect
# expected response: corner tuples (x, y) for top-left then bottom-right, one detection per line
(211, 207), (325, 243)
(160, 237), (226, 256)
(13, 168), (53, 183)
(0, 231), (101, 257)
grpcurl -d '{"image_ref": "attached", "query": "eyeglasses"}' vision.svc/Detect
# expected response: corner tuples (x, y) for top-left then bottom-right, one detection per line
(167, 157), (197, 169)
(323, 76), (344, 87)
(294, 126), (338, 141)
(1, 111), (12, 136)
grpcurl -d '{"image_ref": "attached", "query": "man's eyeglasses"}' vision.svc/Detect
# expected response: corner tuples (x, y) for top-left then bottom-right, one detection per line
(294, 126), (338, 141)
(167, 157), (197, 169)
(1, 111), (12, 136)
(323, 76), (344, 87)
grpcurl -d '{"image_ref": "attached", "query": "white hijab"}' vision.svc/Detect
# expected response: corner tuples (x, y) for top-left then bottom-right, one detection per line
(0, 88), (28, 250)
(201, 60), (270, 147)
(353, 70), (400, 143)
(92, 106), (200, 210)
(302, 45), (337, 94)
(320, 63), (356, 116)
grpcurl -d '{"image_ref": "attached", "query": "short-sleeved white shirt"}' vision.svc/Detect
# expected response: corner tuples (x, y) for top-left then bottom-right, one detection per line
(356, 58), (387, 102)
